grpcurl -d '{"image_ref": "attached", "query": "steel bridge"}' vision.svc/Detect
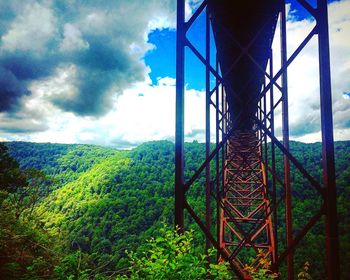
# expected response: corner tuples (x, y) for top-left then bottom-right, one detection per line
(175, 0), (339, 279)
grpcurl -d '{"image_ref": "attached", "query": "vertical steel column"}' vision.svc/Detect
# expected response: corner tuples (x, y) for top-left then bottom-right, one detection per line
(280, 2), (293, 278)
(205, 7), (211, 252)
(215, 54), (221, 259)
(259, 99), (262, 143)
(263, 78), (271, 262)
(175, 0), (185, 231)
(269, 49), (278, 264)
(263, 84), (268, 174)
(317, 0), (340, 278)
(219, 83), (226, 250)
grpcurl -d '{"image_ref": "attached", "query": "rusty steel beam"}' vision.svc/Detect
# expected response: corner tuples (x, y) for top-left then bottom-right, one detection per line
(215, 54), (221, 261)
(175, 0), (185, 231)
(219, 131), (274, 273)
(269, 49), (278, 264)
(205, 7), (211, 253)
(280, 2), (293, 278)
(317, 0), (340, 278)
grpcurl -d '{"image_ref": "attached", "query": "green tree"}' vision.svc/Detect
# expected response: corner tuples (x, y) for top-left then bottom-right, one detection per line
(8, 168), (51, 220)
(0, 144), (58, 279)
(54, 251), (91, 280)
(0, 143), (26, 194)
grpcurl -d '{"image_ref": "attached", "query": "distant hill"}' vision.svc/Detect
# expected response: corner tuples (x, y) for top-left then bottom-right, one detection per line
(2, 140), (350, 279)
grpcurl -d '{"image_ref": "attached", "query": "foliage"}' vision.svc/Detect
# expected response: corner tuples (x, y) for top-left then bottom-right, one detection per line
(1, 140), (349, 279)
(7, 168), (51, 220)
(244, 249), (278, 280)
(121, 224), (231, 279)
(0, 143), (58, 279)
(0, 204), (58, 279)
(297, 262), (313, 280)
(0, 143), (27, 193)
(54, 251), (91, 280)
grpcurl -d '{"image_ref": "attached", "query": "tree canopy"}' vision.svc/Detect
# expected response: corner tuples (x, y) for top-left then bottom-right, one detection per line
(0, 140), (349, 279)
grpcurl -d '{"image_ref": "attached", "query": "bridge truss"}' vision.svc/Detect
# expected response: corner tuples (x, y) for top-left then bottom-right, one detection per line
(175, 0), (339, 279)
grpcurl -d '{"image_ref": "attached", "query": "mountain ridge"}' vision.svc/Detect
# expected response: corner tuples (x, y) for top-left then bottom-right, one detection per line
(1, 140), (349, 279)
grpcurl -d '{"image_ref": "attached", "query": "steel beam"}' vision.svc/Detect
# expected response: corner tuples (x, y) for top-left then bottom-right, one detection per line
(175, 0), (185, 231)
(205, 6), (211, 252)
(269, 49), (278, 265)
(317, 0), (340, 278)
(280, 2), (293, 279)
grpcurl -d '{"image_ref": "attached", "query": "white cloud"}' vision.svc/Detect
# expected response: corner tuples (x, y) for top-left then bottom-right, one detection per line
(9, 76), (205, 148)
(0, 0), (349, 146)
(270, 0), (350, 142)
(59, 23), (89, 52)
(0, 0), (177, 117)
(185, 0), (203, 21)
(1, 2), (57, 53)
(30, 64), (79, 101)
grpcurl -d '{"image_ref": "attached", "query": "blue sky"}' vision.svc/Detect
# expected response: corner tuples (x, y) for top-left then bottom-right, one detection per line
(145, 29), (176, 85)
(145, 9), (214, 91)
(0, 0), (349, 147)
(145, 0), (342, 90)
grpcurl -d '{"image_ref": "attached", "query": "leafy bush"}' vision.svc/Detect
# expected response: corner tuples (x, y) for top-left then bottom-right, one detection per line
(244, 249), (278, 280)
(54, 251), (90, 280)
(120, 225), (231, 279)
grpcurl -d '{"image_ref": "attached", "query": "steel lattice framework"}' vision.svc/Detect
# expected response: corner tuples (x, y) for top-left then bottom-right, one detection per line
(220, 130), (275, 270)
(175, 0), (339, 279)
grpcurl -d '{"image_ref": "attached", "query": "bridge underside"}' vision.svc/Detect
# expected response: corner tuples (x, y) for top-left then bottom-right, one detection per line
(210, 1), (279, 275)
(209, 0), (279, 129)
(175, 0), (339, 279)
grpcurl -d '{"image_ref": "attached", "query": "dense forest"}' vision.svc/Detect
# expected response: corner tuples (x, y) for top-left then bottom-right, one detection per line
(0, 140), (349, 279)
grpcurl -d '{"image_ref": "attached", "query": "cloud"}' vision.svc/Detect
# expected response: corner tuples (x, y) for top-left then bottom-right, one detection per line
(0, 0), (349, 145)
(185, 128), (205, 140)
(1, 2), (57, 53)
(328, 0), (350, 132)
(0, 66), (30, 111)
(1, 76), (205, 148)
(270, 0), (350, 142)
(0, 0), (176, 117)
(59, 23), (89, 52)
(0, 116), (48, 133)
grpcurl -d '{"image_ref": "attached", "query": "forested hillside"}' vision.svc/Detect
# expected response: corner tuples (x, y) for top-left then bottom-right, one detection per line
(0, 140), (349, 279)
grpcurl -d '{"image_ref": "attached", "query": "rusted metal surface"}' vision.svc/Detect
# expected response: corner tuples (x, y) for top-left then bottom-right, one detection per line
(280, 3), (293, 278)
(205, 6), (211, 253)
(175, 0), (185, 231)
(219, 130), (275, 274)
(317, 0), (340, 278)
